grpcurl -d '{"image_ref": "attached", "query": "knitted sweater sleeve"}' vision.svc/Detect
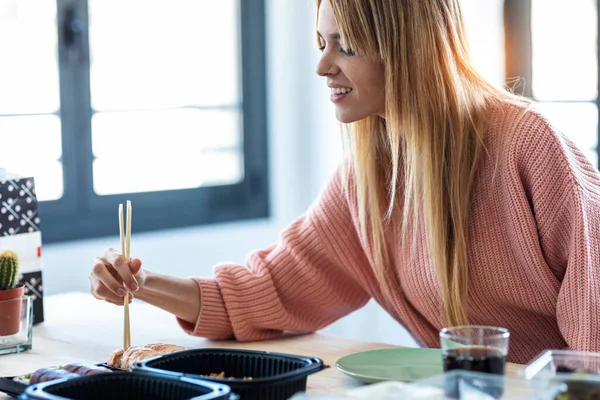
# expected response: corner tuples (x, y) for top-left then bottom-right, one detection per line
(515, 111), (600, 351)
(177, 166), (372, 340)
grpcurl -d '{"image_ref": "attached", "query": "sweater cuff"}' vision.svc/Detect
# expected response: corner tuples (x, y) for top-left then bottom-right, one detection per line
(176, 278), (234, 339)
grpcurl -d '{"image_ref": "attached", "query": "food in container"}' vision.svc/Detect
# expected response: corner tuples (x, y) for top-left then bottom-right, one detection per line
(0, 362), (123, 398)
(12, 363), (114, 385)
(107, 342), (188, 371)
(133, 348), (327, 400)
(2, 342), (195, 397)
(522, 350), (600, 400)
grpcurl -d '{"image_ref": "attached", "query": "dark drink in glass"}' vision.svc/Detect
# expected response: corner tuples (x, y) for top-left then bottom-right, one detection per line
(443, 347), (506, 375)
(440, 326), (510, 399)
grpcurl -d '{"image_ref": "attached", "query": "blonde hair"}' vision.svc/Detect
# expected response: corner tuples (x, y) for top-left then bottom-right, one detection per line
(317, 0), (526, 326)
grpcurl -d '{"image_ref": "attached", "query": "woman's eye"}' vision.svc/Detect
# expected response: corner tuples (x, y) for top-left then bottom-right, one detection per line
(317, 39), (326, 51)
(340, 47), (356, 56)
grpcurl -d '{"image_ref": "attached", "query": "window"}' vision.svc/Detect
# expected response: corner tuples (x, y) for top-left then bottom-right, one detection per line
(0, 0), (269, 243)
(504, 0), (599, 167)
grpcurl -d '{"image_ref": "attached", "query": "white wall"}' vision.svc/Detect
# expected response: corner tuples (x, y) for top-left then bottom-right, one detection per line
(41, 0), (505, 348)
(460, 0), (506, 87)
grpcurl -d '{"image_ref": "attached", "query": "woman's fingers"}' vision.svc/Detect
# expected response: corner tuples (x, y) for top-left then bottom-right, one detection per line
(104, 247), (138, 291)
(90, 248), (144, 306)
(91, 257), (127, 297)
(89, 274), (133, 306)
(129, 258), (143, 275)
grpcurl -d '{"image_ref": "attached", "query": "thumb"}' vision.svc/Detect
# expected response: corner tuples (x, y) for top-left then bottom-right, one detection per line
(129, 258), (143, 275)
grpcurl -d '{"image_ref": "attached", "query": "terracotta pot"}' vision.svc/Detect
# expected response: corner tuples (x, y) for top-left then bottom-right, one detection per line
(0, 285), (24, 336)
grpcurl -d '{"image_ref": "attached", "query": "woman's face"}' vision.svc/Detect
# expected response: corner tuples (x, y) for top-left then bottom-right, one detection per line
(316, 0), (386, 123)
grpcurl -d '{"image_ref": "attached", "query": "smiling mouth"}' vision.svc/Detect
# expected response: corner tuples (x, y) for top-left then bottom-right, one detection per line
(330, 87), (353, 103)
(331, 87), (353, 95)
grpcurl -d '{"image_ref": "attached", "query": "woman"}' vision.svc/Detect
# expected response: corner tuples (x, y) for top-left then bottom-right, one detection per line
(89, 0), (600, 364)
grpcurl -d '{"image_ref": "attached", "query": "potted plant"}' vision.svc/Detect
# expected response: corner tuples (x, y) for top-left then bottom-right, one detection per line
(0, 250), (24, 336)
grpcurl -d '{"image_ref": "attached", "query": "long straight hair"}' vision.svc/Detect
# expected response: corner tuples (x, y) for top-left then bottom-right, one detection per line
(316, 0), (526, 326)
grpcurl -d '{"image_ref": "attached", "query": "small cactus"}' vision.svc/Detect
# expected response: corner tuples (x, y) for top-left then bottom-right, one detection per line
(0, 250), (19, 290)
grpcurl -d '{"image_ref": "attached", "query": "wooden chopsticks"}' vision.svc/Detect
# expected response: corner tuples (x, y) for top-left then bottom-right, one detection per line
(119, 200), (132, 351)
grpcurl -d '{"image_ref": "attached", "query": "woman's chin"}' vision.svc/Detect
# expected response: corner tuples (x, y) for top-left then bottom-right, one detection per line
(335, 110), (360, 124)
(334, 108), (379, 124)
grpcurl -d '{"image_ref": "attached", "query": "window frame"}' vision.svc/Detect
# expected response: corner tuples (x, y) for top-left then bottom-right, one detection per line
(503, 0), (600, 169)
(37, 0), (269, 244)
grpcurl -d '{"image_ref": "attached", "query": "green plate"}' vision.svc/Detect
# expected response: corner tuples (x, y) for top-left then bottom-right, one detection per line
(335, 348), (444, 383)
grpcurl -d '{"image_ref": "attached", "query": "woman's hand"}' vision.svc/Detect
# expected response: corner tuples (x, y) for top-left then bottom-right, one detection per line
(89, 247), (145, 306)
(89, 248), (201, 324)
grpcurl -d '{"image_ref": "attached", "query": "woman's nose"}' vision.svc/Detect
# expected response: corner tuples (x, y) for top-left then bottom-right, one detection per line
(316, 55), (337, 77)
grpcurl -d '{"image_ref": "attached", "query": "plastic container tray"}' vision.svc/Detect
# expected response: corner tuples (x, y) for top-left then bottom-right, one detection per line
(18, 372), (233, 400)
(0, 362), (125, 398)
(133, 348), (327, 400)
(522, 350), (600, 400)
(409, 370), (566, 399)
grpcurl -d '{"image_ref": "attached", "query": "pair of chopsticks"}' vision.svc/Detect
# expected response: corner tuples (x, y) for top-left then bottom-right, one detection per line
(119, 200), (132, 351)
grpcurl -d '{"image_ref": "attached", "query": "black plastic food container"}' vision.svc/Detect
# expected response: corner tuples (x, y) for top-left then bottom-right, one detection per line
(18, 372), (233, 400)
(133, 348), (327, 400)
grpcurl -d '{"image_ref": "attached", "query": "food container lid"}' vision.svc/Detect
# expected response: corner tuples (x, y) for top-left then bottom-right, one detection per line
(410, 370), (566, 399)
(522, 350), (600, 381)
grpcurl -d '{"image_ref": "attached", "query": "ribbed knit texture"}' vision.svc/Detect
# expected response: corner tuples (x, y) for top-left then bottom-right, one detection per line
(177, 102), (600, 364)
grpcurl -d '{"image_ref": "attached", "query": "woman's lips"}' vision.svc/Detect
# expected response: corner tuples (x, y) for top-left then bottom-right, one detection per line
(330, 88), (353, 103)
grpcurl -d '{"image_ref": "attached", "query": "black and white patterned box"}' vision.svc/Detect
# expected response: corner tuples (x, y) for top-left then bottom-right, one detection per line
(0, 176), (44, 325)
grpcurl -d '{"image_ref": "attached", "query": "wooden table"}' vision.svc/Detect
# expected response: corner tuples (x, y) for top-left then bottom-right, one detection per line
(0, 292), (522, 399)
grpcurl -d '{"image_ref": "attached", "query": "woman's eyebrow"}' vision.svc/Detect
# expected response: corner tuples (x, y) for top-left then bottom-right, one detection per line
(316, 31), (341, 40)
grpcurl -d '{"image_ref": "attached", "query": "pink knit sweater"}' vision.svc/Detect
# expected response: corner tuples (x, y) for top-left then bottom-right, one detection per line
(178, 103), (600, 364)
